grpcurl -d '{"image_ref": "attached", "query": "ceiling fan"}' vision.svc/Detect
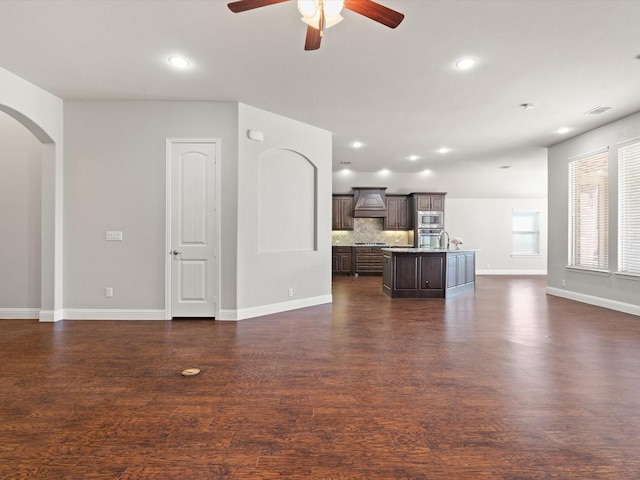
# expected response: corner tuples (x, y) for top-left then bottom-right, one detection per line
(227, 0), (405, 50)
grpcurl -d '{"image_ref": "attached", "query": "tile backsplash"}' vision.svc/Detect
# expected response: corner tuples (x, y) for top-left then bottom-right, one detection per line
(332, 218), (411, 245)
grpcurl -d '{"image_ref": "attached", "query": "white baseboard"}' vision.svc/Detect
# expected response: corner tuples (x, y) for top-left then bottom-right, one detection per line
(218, 294), (333, 321)
(63, 309), (166, 320)
(477, 270), (547, 275)
(0, 308), (40, 320)
(547, 287), (640, 317)
(39, 309), (65, 322)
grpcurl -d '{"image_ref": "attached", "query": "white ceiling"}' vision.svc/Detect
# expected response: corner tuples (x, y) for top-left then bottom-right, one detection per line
(1, 0), (640, 183)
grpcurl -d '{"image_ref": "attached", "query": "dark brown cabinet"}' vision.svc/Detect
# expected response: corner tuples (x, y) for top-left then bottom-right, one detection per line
(384, 195), (412, 230)
(332, 195), (354, 230)
(332, 246), (352, 274)
(353, 247), (384, 275)
(383, 250), (475, 298)
(413, 194), (445, 211)
(383, 252), (445, 298)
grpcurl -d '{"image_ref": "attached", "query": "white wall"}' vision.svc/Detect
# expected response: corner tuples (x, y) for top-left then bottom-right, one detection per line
(234, 104), (332, 319)
(446, 198), (547, 274)
(548, 111), (640, 315)
(332, 148), (547, 198)
(63, 100), (238, 313)
(0, 111), (42, 311)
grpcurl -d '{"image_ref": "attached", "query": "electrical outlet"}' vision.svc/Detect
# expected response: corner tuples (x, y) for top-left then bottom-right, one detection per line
(288, 288), (294, 297)
(105, 287), (114, 298)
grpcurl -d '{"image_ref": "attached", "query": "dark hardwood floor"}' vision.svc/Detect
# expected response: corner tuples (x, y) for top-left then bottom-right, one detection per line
(2, 275), (640, 479)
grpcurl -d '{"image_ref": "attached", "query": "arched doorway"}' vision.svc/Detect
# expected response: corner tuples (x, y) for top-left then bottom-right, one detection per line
(0, 110), (41, 316)
(0, 102), (62, 321)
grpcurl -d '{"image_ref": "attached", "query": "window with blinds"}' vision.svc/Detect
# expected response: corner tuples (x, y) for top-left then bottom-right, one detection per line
(568, 150), (609, 270)
(512, 210), (540, 255)
(618, 139), (640, 275)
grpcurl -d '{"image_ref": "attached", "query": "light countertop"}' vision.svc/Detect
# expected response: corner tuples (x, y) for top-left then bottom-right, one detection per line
(381, 247), (478, 253)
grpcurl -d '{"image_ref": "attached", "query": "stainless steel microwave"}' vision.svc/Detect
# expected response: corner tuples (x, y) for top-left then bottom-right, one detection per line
(417, 211), (444, 229)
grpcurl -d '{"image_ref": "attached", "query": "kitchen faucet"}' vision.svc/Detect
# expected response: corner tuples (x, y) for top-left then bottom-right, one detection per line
(439, 230), (450, 250)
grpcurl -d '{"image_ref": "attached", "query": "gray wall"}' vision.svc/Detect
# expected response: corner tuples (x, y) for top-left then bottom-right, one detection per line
(548, 111), (640, 313)
(0, 111), (42, 309)
(63, 100), (332, 320)
(64, 100), (239, 311)
(234, 104), (332, 317)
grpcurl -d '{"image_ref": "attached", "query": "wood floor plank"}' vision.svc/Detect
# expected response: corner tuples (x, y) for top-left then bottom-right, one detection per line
(1, 275), (640, 478)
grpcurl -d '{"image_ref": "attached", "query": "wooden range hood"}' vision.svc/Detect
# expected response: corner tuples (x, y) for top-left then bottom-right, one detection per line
(352, 187), (388, 218)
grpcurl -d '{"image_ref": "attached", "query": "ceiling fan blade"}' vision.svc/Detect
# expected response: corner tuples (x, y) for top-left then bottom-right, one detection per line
(343, 0), (405, 28)
(227, 0), (288, 13)
(305, 25), (322, 51)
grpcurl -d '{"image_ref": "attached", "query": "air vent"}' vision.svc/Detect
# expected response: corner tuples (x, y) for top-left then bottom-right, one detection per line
(340, 161), (351, 165)
(585, 106), (614, 115)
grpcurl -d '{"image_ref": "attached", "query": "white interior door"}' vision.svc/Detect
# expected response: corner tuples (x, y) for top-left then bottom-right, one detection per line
(169, 141), (217, 318)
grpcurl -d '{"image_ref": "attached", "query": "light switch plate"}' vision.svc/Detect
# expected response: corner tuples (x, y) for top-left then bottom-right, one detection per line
(106, 231), (123, 241)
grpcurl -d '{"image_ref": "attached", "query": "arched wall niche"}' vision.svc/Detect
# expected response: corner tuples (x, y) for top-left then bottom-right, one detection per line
(258, 148), (317, 252)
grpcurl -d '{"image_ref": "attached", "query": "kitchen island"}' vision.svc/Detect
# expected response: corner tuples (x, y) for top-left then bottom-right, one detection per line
(382, 248), (476, 298)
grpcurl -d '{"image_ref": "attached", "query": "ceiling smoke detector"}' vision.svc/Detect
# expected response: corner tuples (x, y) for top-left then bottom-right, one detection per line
(585, 106), (614, 115)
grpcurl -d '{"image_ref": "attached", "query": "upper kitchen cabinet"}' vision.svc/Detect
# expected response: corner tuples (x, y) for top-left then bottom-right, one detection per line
(332, 195), (354, 230)
(412, 193), (446, 211)
(384, 195), (412, 230)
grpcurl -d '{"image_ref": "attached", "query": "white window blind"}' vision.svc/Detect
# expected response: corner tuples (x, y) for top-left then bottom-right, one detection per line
(568, 150), (609, 270)
(512, 210), (540, 255)
(618, 139), (640, 275)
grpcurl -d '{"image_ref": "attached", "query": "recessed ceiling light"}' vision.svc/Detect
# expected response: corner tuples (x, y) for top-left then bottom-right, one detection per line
(557, 127), (571, 134)
(437, 147), (451, 154)
(351, 141), (363, 149)
(455, 58), (476, 70)
(168, 56), (190, 69)
(408, 155), (420, 161)
(379, 169), (390, 175)
(420, 169), (432, 176)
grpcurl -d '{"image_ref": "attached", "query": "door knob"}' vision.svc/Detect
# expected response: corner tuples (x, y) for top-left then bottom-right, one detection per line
(172, 249), (182, 256)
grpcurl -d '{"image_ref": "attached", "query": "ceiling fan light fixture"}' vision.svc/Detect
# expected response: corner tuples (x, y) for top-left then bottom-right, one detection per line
(299, 0), (344, 29)
(323, 0), (345, 17)
(301, 12), (343, 29)
(298, 0), (318, 17)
